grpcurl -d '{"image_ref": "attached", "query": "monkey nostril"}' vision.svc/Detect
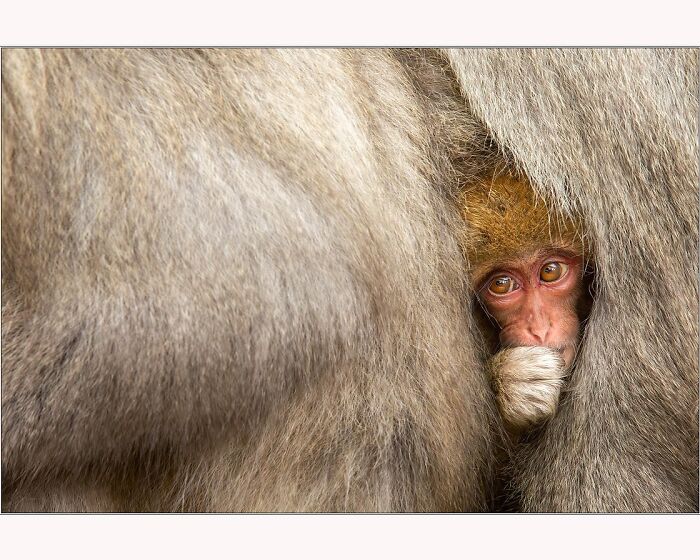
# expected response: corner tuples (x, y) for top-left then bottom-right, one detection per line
(528, 325), (549, 344)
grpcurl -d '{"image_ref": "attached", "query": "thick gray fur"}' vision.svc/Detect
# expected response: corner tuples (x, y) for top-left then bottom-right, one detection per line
(447, 49), (698, 511)
(2, 48), (697, 511)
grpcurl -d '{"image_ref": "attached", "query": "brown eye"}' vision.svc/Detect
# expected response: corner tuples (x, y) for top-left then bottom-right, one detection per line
(488, 275), (518, 295)
(540, 262), (569, 282)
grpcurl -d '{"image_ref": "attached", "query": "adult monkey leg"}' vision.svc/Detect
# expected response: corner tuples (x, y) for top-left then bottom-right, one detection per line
(1, 49), (499, 511)
(449, 49), (699, 512)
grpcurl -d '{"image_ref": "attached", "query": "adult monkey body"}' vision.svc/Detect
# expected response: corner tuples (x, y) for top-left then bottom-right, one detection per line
(2, 49), (698, 512)
(452, 49), (698, 511)
(2, 49), (499, 511)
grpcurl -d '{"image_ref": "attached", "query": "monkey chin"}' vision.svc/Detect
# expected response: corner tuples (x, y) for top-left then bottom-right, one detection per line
(489, 346), (567, 434)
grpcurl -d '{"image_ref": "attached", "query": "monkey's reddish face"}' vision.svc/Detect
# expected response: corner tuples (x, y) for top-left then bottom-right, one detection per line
(477, 252), (583, 369)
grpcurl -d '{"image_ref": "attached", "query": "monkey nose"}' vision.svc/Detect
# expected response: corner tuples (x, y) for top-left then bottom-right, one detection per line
(526, 322), (549, 344)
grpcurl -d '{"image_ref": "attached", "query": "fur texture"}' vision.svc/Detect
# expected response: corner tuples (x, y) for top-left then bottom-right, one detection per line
(1, 49), (498, 512)
(2, 48), (698, 512)
(459, 174), (584, 284)
(490, 347), (566, 432)
(448, 48), (699, 512)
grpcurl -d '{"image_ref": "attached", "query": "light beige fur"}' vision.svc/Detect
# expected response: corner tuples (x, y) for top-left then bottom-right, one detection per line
(490, 347), (566, 431)
(2, 48), (697, 512)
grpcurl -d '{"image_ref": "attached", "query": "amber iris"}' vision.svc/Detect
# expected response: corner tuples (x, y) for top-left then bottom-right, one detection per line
(540, 262), (568, 282)
(488, 276), (518, 295)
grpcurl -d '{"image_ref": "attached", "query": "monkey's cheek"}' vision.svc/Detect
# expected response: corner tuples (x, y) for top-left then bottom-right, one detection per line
(490, 347), (566, 432)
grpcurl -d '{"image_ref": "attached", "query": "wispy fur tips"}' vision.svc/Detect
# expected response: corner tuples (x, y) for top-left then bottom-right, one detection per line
(490, 347), (566, 432)
(2, 48), (697, 512)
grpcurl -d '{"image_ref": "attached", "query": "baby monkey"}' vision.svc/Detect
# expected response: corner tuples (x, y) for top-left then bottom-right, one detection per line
(461, 175), (591, 433)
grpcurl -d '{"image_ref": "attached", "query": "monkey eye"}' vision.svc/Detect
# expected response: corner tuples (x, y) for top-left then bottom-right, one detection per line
(487, 275), (519, 295)
(540, 262), (569, 283)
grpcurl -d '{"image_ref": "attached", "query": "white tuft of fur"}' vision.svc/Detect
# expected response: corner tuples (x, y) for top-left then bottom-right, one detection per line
(490, 346), (566, 432)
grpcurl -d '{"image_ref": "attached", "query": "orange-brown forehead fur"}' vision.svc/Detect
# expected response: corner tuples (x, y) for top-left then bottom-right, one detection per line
(459, 174), (583, 282)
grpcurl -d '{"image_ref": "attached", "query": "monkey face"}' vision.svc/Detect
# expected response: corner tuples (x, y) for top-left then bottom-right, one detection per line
(476, 251), (583, 369)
